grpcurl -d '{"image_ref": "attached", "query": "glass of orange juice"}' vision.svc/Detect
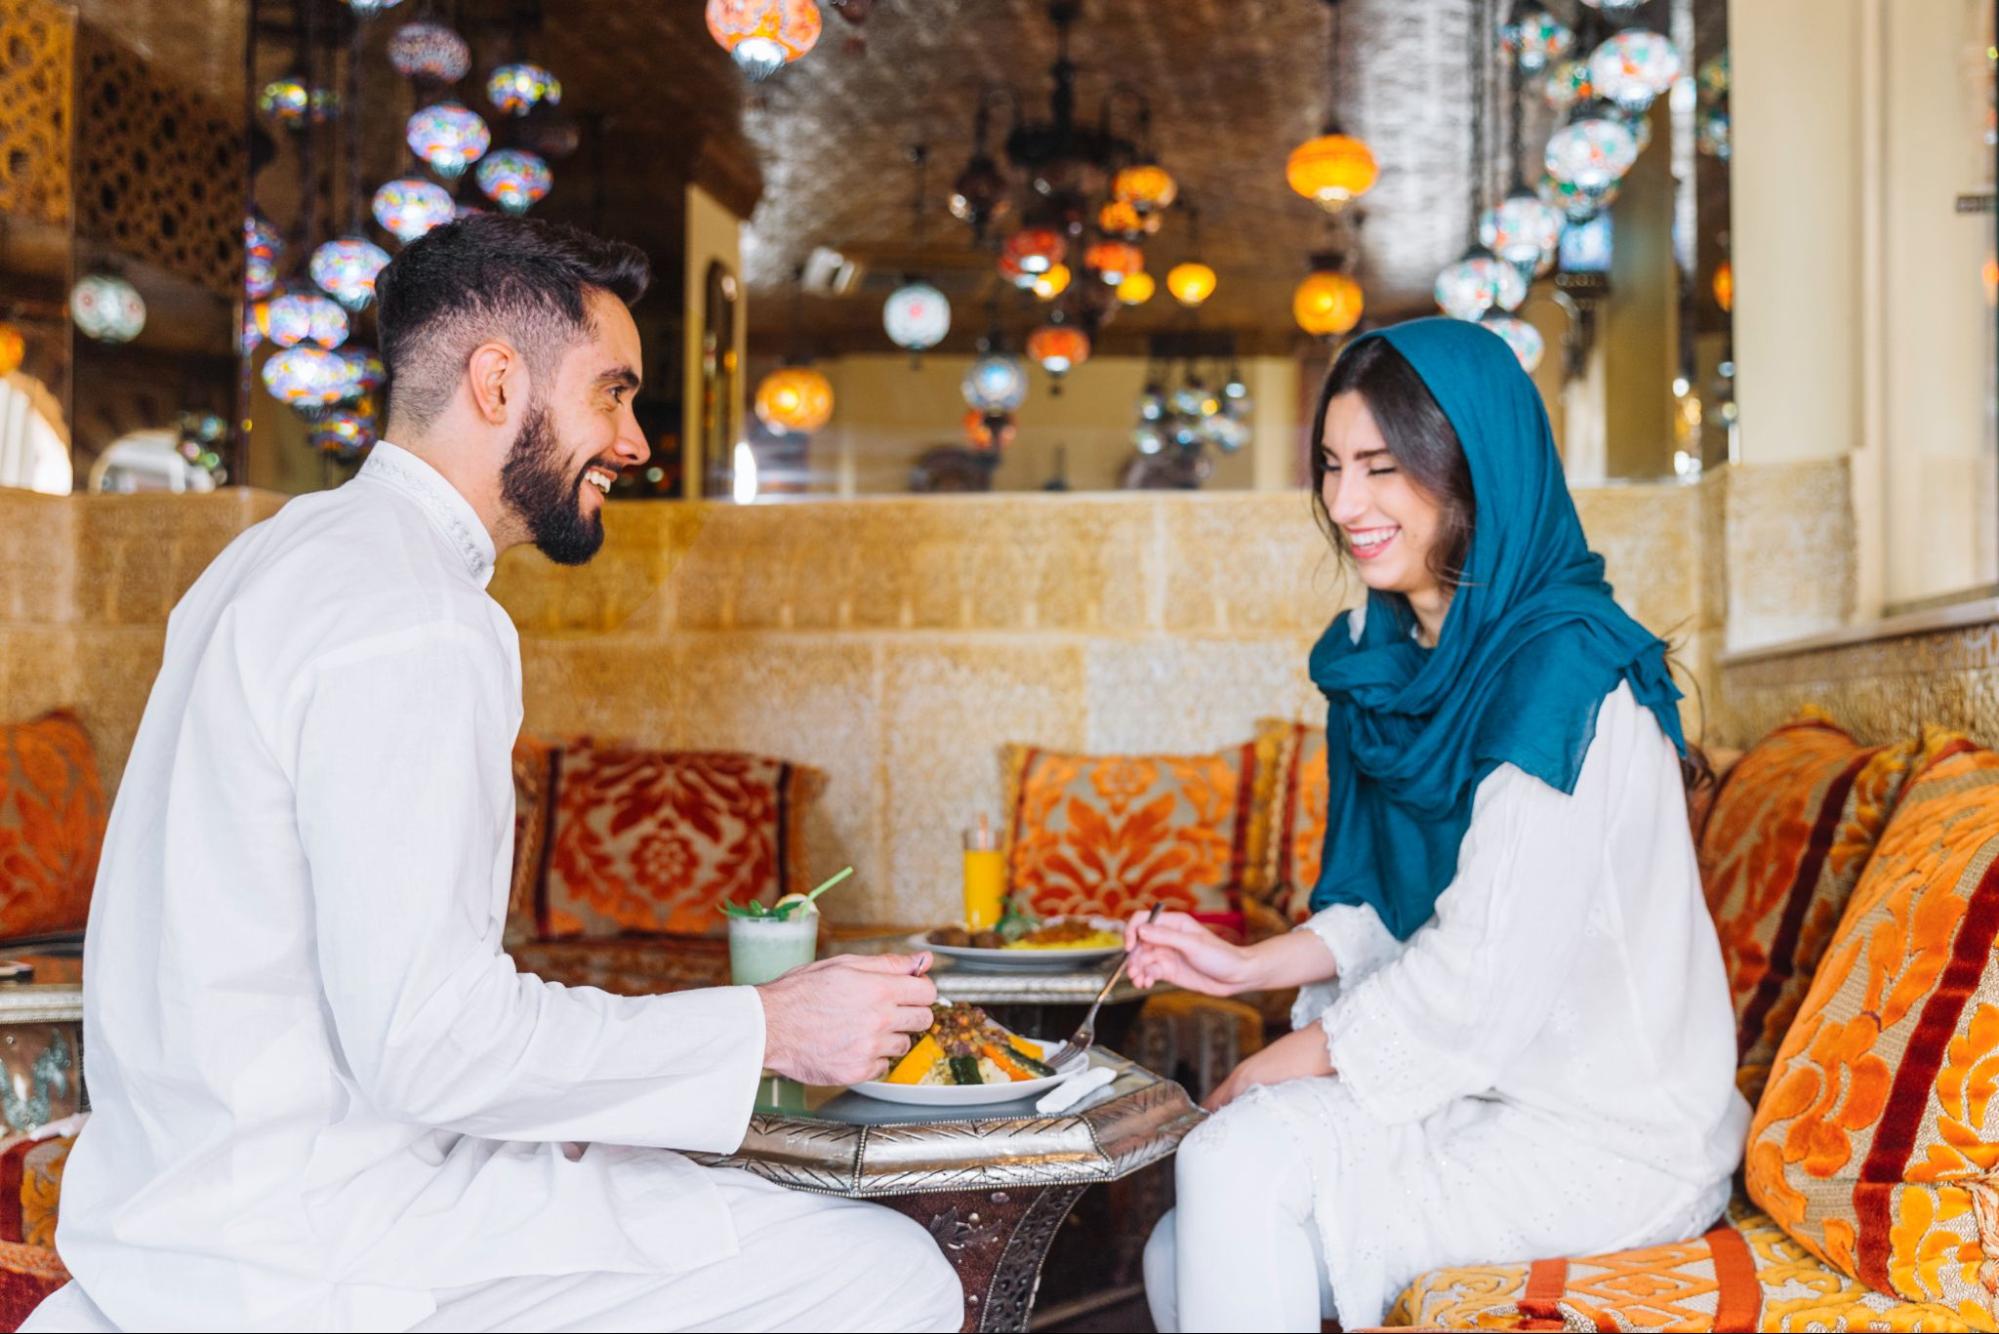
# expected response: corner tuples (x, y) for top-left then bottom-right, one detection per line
(962, 820), (1005, 930)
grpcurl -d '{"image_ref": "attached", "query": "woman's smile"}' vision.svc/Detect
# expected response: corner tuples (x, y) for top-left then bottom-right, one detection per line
(1346, 525), (1401, 561)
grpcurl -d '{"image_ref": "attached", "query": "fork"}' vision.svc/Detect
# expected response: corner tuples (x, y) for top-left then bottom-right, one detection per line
(1043, 903), (1163, 1069)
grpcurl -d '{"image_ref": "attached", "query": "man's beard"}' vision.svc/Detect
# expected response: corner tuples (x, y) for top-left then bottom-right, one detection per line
(499, 399), (605, 566)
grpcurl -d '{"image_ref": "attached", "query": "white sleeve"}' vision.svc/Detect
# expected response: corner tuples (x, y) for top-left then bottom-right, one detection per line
(1289, 903), (1402, 1030)
(1317, 691), (1628, 1126)
(287, 619), (764, 1150)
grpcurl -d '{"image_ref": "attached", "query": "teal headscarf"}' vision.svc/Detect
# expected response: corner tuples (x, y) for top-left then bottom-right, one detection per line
(1307, 318), (1687, 939)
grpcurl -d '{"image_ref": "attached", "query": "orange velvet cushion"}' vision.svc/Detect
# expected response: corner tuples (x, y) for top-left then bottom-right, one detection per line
(0, 713), (104, 941)
(1697, 715), (1921, 1103)
(1001, 742), (1262, 922)
(1744, 729), (1999, 1326)
(513, 738), (825, 941)
(1245, 719), (1327, 927)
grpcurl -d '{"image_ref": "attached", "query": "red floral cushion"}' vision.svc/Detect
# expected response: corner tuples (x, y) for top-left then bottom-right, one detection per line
(0, 713), (104, 942)
(1000, 742), (1262, 923)
(511, 738), (825, 940)
(1246, 719), (1327, 926)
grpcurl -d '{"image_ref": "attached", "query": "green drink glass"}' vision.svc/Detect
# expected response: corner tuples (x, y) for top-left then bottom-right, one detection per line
(728, 910), (819, 987)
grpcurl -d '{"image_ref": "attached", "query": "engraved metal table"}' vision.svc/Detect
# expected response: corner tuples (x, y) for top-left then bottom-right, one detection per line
(835, 932), (1152, 1008)
(691, 1051), (1202, 1333)
(0, 976), (84, 1135)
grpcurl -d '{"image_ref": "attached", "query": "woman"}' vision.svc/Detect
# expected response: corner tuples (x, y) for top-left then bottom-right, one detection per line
(1131, 319), (1748, 1333)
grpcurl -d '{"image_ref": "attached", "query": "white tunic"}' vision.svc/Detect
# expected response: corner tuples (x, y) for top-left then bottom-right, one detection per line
(1152, 680), (1752, 1331)
(42, 445), (784, 1331)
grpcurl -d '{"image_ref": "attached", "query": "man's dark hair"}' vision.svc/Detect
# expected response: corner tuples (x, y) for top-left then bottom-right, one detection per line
(374, 214), (651, 430)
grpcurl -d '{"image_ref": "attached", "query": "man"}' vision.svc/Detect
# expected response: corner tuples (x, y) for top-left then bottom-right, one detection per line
(25, 216), (959, 1332)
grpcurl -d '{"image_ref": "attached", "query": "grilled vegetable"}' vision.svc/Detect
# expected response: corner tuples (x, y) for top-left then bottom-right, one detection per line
(887, 1035), (943, 1085)
(1004, 1043), (1058, 1078)
(948, 1054), (984, 1085)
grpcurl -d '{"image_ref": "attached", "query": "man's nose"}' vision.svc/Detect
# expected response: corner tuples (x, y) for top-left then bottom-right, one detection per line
(612, 407), (649, 466)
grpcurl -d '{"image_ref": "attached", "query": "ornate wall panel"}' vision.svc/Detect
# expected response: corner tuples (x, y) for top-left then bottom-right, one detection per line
(0, 0), (74, 227)
(70, 24), (241, 295)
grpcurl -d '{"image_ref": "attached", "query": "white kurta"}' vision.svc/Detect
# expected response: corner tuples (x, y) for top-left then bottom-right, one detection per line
(30, 444), (958, 1333)
(1147, 681), (1752, 1332)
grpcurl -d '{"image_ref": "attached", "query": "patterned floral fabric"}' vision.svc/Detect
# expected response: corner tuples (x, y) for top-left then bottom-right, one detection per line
(0, 1134), (72, 1250)
(509, 936), (732, 996)
(513, 738), (825, 941)
(1696, 714), (1921, 1103)
(0, 1238), (67, 1332)
(1245, 720), (1328, 926)
(1001, 742), (1263, 921)
(1386, 1193), (1977, 1331)
(1744, 729), (1999, 1327)
(0, 713), (105, 942)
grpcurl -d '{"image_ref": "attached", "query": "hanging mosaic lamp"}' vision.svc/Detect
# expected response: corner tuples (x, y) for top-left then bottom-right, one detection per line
(487, 62), (562, 117)
(240, 306), (265, 354)
(1031, 263), (1072, 302)
(310, 236), (393, 310)
(344, 0), (405, 14)
(311, 404), (378, 459)
(405, 101), (490, 178)
(263, 286), (350, 350)
(1166, 261), (1217, 308)
(1434, 247), (1524, 321)
(883, 281), (950, 352)
(70, 273), (146, 344)
(1558, 213), (1615, 272)
(1544, 58), (1594, 112)
(962, 352), (1029, 416)
(1544, 100), (1640, 190)
(1588, 29), (1683, 113)
(372, 176), (455, 242)
(1116, 271), (1156, 305)
(262, 346), (354, 408)
(1286, 133), (1378, 211)
(1026, 324), (1091, 376)
(337, 345), (388, 399)
(475, 150), (553, 214)
(1001, 226), (1066, 277)
(1698, 108), (1730, 160)
(996, 249), (1035, 291)
(259, 73), (337, 129)
(0, 323), (23, 377)
(1137, 381), (1167, 422)
(1479, 314), (1545, 373)
(706, 0), (823, 82)
(1098, 199), (1145, 240)
(1499, 4), (1574, 74)
(1540, 172), (1620, 222)
(1293, 265), (1364, 338)
(1084, 241), (1144, 285)
(1579, 0), (1648, 10)
(753, 365), (835, 433)
(1712, 259), (1733, 313)
(1112, 164), (1178, 216)
(1697, 51), (1730, 106)
(962, 408), (1016, 453)
(389, 22), (471, 83)
(1480, 188), (1565, 267)
(244, 212), (284, 300)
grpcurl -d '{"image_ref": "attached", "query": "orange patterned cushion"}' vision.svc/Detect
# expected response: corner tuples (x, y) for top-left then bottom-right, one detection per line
(0, 713), (104, 941)
(1744, 729), (1999, 1326)
(1001, 742), (1261, 922)
(1697, 715), (1921, 1103)
(519, 739), (825, 940)
(1246, 720), (1328, 926)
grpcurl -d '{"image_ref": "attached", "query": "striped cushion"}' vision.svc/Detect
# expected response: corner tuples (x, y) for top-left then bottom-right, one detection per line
(1745, 729), (1999, 1326)
(1696, 715), (1920, 1103)
(1386, 1194), (1975, 1331)
(1244, 719), (1327, 926)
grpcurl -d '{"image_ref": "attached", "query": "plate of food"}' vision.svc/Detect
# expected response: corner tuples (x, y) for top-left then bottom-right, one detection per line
(916, 915), (1125, 971)
(851, 1003), (1087, 1107)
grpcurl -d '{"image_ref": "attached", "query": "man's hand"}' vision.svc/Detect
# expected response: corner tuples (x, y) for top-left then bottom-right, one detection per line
(757, 953), (938, 1086)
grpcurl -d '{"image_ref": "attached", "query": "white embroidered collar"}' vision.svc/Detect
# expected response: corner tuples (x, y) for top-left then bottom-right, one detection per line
(360, 441), (498, 588)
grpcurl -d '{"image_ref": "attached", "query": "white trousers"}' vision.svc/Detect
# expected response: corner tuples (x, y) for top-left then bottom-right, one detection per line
(1144, 1097), (1337, 1334)
(24, 1167), (962, 1333)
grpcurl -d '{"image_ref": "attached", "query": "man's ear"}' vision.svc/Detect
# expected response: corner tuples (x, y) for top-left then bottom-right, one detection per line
(465, 340), (521, 427)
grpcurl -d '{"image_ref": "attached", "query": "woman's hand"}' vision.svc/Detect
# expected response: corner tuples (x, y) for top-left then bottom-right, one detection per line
(1203, 1024), (1335, 1113)
(1123, 911), (1264, 996)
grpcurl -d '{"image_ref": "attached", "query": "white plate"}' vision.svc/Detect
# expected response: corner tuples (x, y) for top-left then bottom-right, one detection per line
(849, 1038), (1088, 1107)
(912, 918), (1125, 972)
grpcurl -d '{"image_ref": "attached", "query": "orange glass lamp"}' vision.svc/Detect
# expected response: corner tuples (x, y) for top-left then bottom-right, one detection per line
(1098, 199), (1144, 238)
(1167, 261), (1218, 308)
(1085, 241), (1144, 285)
(705, 0), (823, 81)
(1287, 132), (1378, 211)
(1294, 264), (1364, 337)
(1712, 259), (1733, 313)
(1113, 163), (1178, 215)
(0, 323), (23, 377)
(1116, 271), (1156, 305)
(1001, 225), (1067, 277)
(753, 365), (834, 434)
(1027, 323), (1092, 376)
(1032, 263), (1072, 301)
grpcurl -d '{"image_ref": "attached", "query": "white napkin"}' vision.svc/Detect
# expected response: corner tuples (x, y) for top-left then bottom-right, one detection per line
(1035, 1065), (1115, 1114)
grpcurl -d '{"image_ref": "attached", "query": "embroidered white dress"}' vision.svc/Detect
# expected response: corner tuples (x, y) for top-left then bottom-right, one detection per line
(1145, 680), (1751, 1332)
(25, 444), (959, 1334)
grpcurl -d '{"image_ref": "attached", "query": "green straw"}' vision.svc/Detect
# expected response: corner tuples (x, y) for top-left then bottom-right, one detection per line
(805, 866), (854, 904)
